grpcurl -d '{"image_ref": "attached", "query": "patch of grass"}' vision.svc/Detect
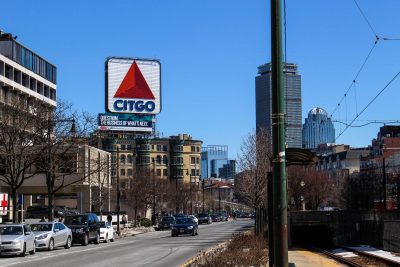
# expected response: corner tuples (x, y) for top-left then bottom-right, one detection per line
(200, 232), (268, 267)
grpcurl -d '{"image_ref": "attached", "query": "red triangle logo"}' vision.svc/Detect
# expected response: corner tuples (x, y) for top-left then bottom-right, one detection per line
(114, 62), (155, 99)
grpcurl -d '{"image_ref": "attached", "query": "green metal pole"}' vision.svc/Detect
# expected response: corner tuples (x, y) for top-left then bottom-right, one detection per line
(271, 0), (288, 266)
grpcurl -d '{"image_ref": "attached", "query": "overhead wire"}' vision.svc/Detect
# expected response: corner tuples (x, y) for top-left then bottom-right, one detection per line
(335, 71), (400, 141)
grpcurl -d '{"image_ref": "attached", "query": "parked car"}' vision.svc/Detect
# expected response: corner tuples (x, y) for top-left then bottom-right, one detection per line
(0, 224), (36, 256)
(99, 221), (114, 243)
(30, 222), (72, 251)
(26, 205), (78, 219)
(64, 213), (100, 246)
(171, 217), (198, 237)
(157, 216), (176, 231)
(216, 211), (229, 221)
(210, 214), (222, 222)
(197, 213), (212, 224)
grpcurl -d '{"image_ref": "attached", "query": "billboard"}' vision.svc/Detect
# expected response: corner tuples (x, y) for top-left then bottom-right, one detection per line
(106, 57), (161, 114)
(98, 113), (153, 132)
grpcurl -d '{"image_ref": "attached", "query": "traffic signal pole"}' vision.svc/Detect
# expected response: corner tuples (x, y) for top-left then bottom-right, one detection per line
(270, 0), (288, 266)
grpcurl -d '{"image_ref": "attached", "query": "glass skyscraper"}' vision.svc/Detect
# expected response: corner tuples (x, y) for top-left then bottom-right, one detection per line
(255, 62), (302, 148)
(201, 145), (236, 179)
(302, 107), (335, 149)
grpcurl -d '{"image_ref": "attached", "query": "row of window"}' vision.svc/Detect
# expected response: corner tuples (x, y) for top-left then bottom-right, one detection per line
(0, 60), (56, 101)
(120, 168), (168, 177)
(118, 154), (200, 166)
(13, 42), (57, 84)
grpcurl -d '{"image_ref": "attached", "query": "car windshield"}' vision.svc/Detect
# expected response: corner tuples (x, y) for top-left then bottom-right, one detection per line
(175, 217), (193, 224)
(65, 215), (88, 225)
(100, 221), (110, 228)
(198, 213), (208, 217)
(30, 224), (53, 232)
(0, 226), (23, 235)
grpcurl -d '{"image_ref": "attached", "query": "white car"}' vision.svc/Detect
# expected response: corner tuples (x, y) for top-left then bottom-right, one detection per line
(0, 224), (36, 256)
(99, 221), (114, 243)
(31, 222), (72, 251)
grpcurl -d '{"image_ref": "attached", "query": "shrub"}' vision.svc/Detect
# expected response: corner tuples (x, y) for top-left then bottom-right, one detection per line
(140, 217), (152, 227)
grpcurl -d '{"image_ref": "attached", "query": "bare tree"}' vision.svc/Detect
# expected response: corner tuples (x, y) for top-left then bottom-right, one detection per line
(287, 166), (334, 210)
(36, 100), (98, 221)
(235, 128), (272, 210)
(0, 99), (50, 222)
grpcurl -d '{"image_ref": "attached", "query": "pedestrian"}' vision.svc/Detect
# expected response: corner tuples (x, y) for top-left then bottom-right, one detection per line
(107, 214), (112, 226)
(40, 216), (46, 222)
(122, 214), (127, 228)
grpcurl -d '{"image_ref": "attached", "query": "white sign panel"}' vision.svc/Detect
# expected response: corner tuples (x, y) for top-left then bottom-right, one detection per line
(106, 57), (161, 114)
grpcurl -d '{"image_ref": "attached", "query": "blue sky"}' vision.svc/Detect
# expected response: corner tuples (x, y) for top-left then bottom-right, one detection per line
(2, 0), (400, 157)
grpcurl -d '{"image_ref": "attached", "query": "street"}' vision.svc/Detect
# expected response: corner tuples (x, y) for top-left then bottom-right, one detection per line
(0, 219), (253, 267)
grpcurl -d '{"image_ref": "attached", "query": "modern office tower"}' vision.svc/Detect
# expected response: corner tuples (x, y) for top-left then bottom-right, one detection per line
(255, 62), (302, 148)
(302, 107), (335, 149)
(201, 145), (235, 179)
(0, 31), (57, 108)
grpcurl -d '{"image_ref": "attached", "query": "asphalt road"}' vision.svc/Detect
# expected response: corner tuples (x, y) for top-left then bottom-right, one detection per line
(0, 219), (253, 267)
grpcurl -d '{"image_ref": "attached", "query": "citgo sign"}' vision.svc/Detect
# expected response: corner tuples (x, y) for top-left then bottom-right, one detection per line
(106, 57), (161, 114)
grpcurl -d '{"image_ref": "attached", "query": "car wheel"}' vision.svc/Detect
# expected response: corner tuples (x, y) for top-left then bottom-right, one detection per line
(20, 243), (26, 257)
(94, 232), (100, 245)
(110, 236), (115, 242)
(65, 236), (72, 249)
(48, 238), (54, 251)
(29, 242), (36, 255)
(104, 233), (108, 243)
(82, 233), (89, 246)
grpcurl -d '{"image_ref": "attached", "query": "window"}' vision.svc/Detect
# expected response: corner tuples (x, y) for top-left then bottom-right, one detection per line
(156, 155), (162, 164)
(120, 169), (126, 176)
(127, 168), (132, 176)
(163, 156), (168, 165)
(120, 145), (126, 151)
(120, 155), (126, 164)
(163, 145), (168, 152)
(196, 157), (200, 164)
(191, 157), (196, 164)
(127, 144), (132, 150)
(191, 169), (196, 176)
(163, 169), (168, 176)
(127, 154), (132, 164)
(156, 145), (161, 151)
(156, 169), (161, 176)
(191, 146), (195, 152)
(196, 146), (200, 152)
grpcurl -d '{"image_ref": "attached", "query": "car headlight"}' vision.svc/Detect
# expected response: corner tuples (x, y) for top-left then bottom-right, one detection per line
(36, 233), (49, 240)
(12, 240), (21, 245)
(187, 226), (193, 230)
(76, 228), (84, 233)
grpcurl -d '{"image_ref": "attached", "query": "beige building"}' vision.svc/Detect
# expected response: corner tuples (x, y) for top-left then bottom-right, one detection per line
(90, 132), (202, 217)
(0, 145), (112, 221)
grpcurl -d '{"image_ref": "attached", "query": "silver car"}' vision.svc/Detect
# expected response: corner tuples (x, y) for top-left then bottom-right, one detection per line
(0, 224), (36, 256)
(30, 222), (72, 251)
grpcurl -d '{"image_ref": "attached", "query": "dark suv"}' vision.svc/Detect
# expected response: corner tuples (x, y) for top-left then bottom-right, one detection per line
(64, 214), (100, 246)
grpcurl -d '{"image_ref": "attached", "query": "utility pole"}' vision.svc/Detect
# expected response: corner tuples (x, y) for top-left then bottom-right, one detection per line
(271, 0), (288, 266)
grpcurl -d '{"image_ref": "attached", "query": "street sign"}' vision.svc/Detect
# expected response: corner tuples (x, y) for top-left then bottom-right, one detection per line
(106, 57), (161, 115)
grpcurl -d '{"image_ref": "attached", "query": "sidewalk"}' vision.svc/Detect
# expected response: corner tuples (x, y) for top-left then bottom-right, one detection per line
(289, 248), (346, 267)
(116, 226), (155, 238)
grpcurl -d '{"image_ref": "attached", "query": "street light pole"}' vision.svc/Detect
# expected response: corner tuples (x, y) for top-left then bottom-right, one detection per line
(152, 160), (156, 225)
(116, 146), (121, 235)
(202, 179), (205, 213)
(271, 0), (289, 265)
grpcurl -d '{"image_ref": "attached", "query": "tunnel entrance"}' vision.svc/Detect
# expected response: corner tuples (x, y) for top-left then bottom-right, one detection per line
(291, 225), (334, 248)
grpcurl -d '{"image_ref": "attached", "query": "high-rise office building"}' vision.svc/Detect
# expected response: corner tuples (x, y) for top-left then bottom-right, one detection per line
(201, 145), (236, 179)
(255, 62), (302, 148)
(302, 107), (335, 149)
